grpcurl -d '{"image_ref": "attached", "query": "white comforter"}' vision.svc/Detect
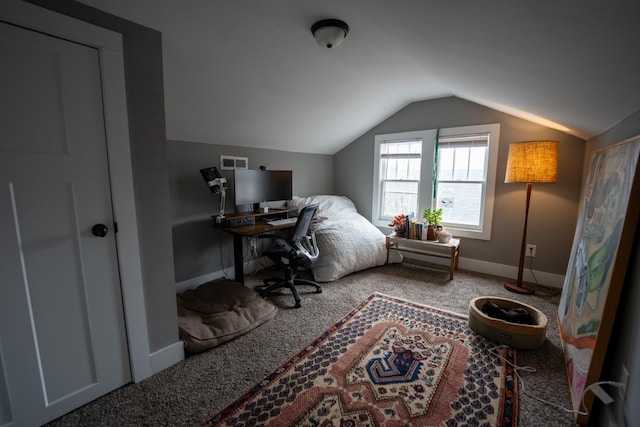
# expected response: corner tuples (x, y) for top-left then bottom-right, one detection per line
(290, 195), (390, 282)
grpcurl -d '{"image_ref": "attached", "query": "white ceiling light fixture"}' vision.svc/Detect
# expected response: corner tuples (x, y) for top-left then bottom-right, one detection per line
(311, 19), (349, 49)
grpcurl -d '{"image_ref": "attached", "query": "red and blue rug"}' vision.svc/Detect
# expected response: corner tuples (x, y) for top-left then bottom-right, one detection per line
(204, 293), (518, 426)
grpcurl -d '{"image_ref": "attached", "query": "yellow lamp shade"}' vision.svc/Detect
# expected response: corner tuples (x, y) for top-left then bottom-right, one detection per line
(505, 140), (558, 183)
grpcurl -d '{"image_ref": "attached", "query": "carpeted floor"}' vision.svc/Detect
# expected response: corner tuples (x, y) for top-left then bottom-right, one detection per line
(47, 262), (578, 427)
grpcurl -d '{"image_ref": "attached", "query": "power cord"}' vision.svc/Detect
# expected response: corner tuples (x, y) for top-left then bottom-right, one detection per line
(244, 236), (273, 276)
(527, 251), (540, 285)
(526, 250), (562, 298)
(488, 345), (624, 416)
(218, 230), (232, 280)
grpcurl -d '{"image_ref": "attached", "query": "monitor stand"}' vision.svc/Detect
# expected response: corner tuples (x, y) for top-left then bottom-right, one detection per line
(252, 202), (261, 214)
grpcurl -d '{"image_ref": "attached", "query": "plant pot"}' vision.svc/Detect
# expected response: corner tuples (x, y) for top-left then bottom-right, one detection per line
(426, 225), (437, 241)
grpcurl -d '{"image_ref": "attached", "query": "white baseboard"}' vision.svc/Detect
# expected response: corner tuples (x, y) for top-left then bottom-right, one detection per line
(400, 252), (565, 288)
(175, 259), (268, 293)
(148, 341), (184, 377)
(175, 270), (229, 293)
(177, 254), (566, 293)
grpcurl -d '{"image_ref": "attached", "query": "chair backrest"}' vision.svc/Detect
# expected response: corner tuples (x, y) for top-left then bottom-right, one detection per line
(291, 204), (319, 242)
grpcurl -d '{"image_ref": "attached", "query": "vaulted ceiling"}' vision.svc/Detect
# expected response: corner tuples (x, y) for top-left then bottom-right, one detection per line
(79, 0), (640, 154)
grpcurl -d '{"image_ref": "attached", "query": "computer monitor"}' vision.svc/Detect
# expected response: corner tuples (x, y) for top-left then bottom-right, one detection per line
(233, 169), (293, 211)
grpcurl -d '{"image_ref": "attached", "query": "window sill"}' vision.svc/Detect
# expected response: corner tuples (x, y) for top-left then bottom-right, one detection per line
(444, 227), (490, 241)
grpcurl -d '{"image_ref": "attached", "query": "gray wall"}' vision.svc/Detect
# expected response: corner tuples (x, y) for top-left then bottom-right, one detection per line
(167, 140), (333, 284)
(24, 8), (639, 424)
(335, 96), (585, 276)
(588, 110), (640, 427)
(28, 0), (179, 353)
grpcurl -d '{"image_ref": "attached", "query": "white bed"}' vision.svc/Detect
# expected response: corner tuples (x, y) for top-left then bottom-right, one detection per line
(290, 195), (399, 282)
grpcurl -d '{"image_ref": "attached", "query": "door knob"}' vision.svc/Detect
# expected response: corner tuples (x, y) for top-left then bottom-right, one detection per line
(92, 224), (108, 237)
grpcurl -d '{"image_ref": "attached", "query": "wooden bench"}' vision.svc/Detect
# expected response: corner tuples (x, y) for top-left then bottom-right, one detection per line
(386, 233), (461, 280)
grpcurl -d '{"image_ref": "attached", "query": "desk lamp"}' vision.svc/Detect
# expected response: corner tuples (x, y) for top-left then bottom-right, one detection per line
(200, 166), (228, 223)
(504, 140), (558, 294)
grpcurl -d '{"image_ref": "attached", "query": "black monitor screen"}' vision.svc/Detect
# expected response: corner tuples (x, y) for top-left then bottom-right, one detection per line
(233, 169), (292, 207)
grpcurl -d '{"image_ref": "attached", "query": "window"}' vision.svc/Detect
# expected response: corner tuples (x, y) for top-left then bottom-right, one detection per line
(379, 139), (422, 218)
(373, 130), (436, 226)
(373, 124), (499, 240)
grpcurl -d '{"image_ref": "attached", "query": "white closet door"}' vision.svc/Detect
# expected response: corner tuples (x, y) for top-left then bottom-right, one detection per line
(0, 20), (130, 427)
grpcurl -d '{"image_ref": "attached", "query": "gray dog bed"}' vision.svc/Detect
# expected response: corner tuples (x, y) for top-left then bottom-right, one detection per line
(177, 279), (277, 353)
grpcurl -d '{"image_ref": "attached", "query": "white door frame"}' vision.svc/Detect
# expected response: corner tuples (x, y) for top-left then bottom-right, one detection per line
(1, 1), (152, 381)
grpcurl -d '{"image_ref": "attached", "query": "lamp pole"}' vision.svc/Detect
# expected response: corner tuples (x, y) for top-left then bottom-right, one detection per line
(505, 182), (534, 294)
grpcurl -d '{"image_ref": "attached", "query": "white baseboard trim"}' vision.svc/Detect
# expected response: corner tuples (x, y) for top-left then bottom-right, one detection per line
(148, 341), (184, 377)
(176, 254), (566, 293)
(400, 252), (565, 288)
(175, 259), (268, 293)
(175, 270), (228, 293)
(462, 257), (565, 288)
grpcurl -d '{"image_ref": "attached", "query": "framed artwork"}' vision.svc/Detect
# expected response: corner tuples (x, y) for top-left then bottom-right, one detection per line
(558, 135), (640, 425)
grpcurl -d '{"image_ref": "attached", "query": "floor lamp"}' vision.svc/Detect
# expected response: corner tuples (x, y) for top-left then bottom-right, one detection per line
(504, 141), (558, 294)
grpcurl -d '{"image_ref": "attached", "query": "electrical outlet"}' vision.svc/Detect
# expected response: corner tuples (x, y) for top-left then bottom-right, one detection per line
(619, 364), (629, 399)
(526, 244), (537, 257)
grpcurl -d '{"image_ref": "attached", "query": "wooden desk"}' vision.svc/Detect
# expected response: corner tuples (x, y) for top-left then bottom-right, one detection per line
(386, 233), (461, 280)
(215, 208), (325, 283)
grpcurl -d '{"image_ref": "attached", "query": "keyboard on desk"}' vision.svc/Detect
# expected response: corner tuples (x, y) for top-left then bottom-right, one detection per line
(266, 217), (298, 226)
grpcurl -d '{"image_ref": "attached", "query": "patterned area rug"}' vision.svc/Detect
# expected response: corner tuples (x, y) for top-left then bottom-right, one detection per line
(204, 293), (518, 427)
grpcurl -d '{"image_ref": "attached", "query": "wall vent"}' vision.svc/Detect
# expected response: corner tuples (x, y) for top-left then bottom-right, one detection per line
(220, 155), (248, 170)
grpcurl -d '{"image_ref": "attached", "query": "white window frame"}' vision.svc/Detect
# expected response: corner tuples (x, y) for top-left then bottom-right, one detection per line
(372, 124), (499, 240)
(436, 124), (500, 240)
(372, 130), (436, 227)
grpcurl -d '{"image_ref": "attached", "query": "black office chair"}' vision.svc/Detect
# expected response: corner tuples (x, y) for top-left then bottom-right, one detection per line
(257, 204), (322, 308)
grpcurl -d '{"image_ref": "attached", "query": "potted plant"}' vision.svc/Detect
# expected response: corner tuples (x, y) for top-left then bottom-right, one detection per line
(388, 214), (408, 237)
(423, 208), (443, 240)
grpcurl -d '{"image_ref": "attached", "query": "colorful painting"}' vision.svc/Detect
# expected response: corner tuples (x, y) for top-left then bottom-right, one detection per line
(558, 136), (640, 425)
